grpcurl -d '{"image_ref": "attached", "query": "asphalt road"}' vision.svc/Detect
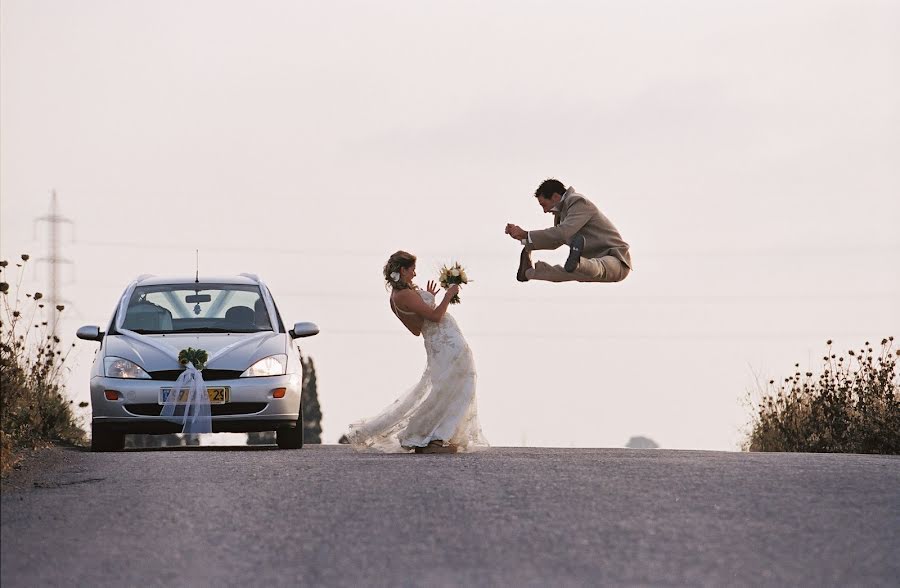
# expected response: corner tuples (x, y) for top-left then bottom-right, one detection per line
(2, 445), (898, 587)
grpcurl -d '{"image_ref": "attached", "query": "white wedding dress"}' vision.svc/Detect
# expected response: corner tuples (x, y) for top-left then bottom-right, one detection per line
(347, 289), (488, 452)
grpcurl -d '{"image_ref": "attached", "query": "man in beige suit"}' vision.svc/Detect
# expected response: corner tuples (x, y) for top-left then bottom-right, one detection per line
(505, 178), (632, 283)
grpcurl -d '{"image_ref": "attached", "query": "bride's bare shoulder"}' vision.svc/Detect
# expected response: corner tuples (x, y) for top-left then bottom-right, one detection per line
(392, 288), (420, 305)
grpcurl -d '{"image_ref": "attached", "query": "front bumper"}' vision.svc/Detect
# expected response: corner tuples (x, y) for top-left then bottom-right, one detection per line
(90, 373), (301, 434)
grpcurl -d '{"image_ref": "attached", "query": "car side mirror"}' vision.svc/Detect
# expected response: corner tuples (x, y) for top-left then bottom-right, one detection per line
(290, 322), (319, 339)
(76, 325), (104, 342)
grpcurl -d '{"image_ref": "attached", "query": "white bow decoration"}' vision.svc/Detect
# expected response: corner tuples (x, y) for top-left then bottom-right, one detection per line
(160, 362), (212, 434)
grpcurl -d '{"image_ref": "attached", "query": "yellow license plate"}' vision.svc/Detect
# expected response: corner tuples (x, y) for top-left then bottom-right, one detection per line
(159, 387), (230, 405)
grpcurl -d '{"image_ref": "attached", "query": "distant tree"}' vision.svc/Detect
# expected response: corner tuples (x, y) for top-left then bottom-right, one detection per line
(625, 436), (659, 449)
(300, 351), (322, 443)
(125, 434), (198, 448)
(182, 434), (201, 446)
(244, 351), (322, 446)
(246, 431), (276, 445)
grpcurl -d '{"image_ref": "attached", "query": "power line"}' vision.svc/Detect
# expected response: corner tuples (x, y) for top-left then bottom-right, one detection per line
(320, 328), (888, 341)
(273, 291), (899, 304)
(58, 278), (899, 304)
(72, 239), (900, 260)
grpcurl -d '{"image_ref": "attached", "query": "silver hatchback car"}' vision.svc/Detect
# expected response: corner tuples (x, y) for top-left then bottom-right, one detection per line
(77, 274), (319, 451)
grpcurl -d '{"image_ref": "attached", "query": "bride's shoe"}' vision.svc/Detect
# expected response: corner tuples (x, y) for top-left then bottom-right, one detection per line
(416, 440), (458, 454)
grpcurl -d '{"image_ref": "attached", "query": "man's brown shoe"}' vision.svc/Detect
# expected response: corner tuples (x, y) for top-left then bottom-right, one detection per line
(517, 248), (532, 282)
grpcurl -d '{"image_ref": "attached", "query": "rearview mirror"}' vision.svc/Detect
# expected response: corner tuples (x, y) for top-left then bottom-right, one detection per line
(290, 322), (319, 339)
(76, 325), (104, 342)
(185, 294), (212, 303)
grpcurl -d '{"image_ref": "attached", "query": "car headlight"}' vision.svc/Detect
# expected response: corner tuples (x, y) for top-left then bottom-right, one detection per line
(241, 354), (287, 378)
(104, 357), (151, 379)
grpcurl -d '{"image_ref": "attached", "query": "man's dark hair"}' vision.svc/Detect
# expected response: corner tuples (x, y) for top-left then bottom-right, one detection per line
(535, 178), (566, 199)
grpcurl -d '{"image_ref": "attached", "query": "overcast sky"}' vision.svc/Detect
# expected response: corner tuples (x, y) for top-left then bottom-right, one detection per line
(2, 0), (898, 449)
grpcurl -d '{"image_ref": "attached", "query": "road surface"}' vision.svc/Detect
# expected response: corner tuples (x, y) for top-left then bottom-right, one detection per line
(2, 445), (898, 586)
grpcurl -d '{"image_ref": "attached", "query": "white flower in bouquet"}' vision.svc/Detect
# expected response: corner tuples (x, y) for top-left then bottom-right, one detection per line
(438, 261), (471, 304)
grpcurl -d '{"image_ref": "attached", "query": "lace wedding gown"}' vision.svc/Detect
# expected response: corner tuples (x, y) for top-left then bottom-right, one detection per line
(347, 289), (488, 452)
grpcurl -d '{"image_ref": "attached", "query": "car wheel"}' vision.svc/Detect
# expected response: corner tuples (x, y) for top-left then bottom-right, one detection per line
(91, 423), (125, 452)
(276, 423), (304, 449)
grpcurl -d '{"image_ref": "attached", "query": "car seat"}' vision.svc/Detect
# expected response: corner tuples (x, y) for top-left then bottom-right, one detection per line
(253, 299), (271, 329)
(123, 301), (173, 331)
(225, 305), (254, 325)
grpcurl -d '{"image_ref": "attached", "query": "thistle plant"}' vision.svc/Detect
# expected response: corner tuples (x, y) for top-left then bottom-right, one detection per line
(1, 254), (85, 473)
(747, 337), (900, 454)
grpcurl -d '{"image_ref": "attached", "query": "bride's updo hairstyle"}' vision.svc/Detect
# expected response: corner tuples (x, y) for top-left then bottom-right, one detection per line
(384, 250), (417, 290)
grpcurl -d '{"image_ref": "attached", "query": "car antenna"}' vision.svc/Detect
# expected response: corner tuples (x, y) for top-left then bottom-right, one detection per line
(195, 249), (200, 283)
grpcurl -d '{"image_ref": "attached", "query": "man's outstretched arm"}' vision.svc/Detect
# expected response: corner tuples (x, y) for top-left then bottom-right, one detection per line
(526, 201), (593, 251)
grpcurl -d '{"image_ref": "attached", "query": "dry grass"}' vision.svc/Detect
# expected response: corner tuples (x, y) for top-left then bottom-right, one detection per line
(747, 337), (900, 454)
(1, 255), (86, 475)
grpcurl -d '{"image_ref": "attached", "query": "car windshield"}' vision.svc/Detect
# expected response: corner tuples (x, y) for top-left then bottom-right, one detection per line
(119, 283), (274, 334)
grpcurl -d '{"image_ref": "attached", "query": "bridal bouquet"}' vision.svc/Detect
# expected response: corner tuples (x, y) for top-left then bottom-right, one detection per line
(438, 262), (470, 304)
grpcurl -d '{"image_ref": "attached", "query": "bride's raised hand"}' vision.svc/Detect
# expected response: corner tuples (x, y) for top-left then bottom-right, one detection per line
(427, 280), (439, 295)
(445, 284), (460, 298)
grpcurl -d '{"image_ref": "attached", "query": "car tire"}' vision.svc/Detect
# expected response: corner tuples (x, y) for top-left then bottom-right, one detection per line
(91, 423), (125, 452)
(276, 422), (304, 450)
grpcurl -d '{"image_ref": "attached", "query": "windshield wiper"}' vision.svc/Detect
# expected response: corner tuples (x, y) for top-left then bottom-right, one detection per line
(168, 327), (272, 334)
(170, 327), (233, 333)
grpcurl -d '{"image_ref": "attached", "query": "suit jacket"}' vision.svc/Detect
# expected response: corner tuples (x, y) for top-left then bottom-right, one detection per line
(528, 187), (632, 269)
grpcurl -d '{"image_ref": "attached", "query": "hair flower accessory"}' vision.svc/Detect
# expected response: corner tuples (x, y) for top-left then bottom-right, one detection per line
(390, 271), (400, 281)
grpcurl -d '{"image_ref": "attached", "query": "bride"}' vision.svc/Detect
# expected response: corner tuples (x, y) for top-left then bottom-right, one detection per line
(347, 250), (488, 454)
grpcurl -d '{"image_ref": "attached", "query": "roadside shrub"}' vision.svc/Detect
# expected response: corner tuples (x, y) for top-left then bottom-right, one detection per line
(747, 337), (900, 454)
(1, 255), (86, 474)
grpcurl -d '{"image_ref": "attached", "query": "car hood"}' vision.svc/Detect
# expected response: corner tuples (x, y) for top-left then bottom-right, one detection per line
(104, 332), (286, 372)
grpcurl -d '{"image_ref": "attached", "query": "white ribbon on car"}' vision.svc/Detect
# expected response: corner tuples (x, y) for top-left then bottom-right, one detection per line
(114, 278), (273, 435)
(160, 361), (212, 433)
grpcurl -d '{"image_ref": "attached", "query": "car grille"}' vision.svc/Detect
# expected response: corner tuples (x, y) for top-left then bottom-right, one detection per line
(148, 369), (244, 381)
(124, 403), (268, 416)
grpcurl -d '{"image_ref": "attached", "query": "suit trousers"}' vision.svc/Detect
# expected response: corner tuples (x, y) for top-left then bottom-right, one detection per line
(526, 255), (630, 283)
